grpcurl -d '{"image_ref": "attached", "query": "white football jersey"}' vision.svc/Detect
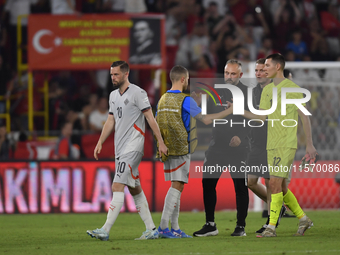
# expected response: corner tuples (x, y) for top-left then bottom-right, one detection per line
(109, 84), (151, 158)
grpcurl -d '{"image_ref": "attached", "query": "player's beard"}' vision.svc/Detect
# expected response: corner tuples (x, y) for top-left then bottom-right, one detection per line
(113, 79), (124, 88)
(182, 81), (190, 93)
(225, 78), (238, 85)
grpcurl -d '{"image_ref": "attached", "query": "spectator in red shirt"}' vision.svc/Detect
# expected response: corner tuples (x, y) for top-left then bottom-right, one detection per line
(228, 0), (249, 26)
(186, 1), (204, 34)
(320, 3), (340, 37)
(54, 122), (79, 159)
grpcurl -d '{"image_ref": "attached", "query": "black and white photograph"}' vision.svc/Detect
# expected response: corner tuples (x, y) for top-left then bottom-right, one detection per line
(129, 18), (162, 65)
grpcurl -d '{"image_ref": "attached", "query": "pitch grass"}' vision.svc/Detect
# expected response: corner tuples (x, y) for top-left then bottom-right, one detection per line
(1, 210), (340, 255)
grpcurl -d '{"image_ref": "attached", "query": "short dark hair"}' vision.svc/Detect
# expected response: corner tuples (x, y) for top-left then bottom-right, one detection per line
(256, 58), (266, 65)
(283, 69), (292, 78)
(266, 53), (285, 70)
(19, 132), (27, 142)
(111, 61), (130, 73)
(170, 65), (188, 82)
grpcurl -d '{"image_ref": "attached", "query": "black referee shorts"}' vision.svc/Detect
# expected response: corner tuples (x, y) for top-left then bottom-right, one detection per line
(246, 146), (269, 179)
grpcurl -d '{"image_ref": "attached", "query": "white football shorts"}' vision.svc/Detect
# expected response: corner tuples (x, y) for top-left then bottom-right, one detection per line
(164, 154), (191, 183)
(113, 151), (142, 188)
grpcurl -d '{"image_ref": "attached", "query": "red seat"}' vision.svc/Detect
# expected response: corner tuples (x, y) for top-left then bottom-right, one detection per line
(14, 142), (38, 159)
(82, 133), (115, 159)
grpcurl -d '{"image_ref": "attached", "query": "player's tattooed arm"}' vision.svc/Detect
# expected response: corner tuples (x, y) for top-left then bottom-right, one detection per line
(195, 113), (204, 121)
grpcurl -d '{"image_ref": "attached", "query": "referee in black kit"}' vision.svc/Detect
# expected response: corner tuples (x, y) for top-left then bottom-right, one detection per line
(193, 59), (251, 237)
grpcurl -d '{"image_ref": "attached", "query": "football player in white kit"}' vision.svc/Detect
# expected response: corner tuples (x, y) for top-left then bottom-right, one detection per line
(87, 61), (167, 241)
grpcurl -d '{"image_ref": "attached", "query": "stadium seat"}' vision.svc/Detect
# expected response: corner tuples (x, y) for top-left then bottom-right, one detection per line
(14, 142), (38, 159)
(81, 133), (115, 159)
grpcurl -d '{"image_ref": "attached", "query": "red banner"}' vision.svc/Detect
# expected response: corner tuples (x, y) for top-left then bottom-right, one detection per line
(28, 14), (165, 70)
(0, 161), (153, 214)
(0, 161), (339, 214)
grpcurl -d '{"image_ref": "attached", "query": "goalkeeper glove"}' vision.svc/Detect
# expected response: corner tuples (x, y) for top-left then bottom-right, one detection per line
(299, 153), (319, 172)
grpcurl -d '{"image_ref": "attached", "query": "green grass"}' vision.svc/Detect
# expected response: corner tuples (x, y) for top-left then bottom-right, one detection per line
(1, 210), (340, 255)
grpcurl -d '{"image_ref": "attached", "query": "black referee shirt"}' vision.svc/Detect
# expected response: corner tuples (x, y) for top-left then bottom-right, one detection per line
(250, 83), (267, 149)
(207, 81), (251, 152)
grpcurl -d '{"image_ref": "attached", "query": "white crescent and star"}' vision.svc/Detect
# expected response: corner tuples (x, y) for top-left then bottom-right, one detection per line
(33, 29), (62, 54)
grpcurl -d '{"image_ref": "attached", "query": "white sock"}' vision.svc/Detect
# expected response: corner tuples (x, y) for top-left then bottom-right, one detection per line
(208, 222), (215, 227)
(160, 187), (181, 230)
(133, 190), (155, 230)
(102, 192), (124, 233)
(171, 194), (181, 230)
(267, 224), (275, 230)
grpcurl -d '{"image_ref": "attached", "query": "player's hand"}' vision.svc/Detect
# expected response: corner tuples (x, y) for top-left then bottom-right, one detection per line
(94, 142), (102, 160)
(229, 136), (241, 147)
(158, 142), (168, 162)
(223, 104), (233, 116)
(191, 91), (202, 106)
(299, 151), (319, 172)
(226, 100), (233, 110)
(306, 144), (317, 159)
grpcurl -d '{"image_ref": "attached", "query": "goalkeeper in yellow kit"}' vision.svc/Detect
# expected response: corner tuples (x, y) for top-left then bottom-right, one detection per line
(227, 53), (317, 237)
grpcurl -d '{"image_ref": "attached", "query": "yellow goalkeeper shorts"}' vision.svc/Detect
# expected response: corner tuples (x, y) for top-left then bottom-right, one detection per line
(267, 148), (296, 178)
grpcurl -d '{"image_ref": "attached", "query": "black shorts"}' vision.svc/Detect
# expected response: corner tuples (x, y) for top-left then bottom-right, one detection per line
(246, 146), (269, 179)
(203, 148), (248, 179)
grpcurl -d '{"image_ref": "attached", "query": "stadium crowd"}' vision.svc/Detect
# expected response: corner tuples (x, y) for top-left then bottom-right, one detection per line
(0, 0), (340, 160)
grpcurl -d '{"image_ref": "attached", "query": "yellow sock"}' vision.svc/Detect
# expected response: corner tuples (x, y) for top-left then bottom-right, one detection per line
(283, 189), (305, 219)
(269, 192), (283, 226)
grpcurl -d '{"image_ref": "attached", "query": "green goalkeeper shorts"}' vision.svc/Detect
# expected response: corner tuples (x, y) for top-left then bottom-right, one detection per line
(267, 148), (296, 178)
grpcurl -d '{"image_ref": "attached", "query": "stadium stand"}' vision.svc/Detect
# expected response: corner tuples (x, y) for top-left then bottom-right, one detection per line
(0, 0), (339, 162)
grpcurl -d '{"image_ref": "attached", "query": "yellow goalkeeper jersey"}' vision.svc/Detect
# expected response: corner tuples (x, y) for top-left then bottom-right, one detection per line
(259, 79), (305, 150)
